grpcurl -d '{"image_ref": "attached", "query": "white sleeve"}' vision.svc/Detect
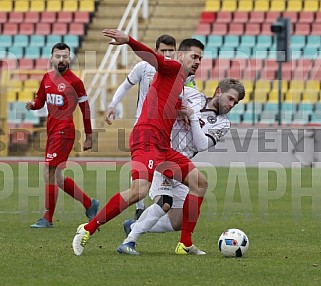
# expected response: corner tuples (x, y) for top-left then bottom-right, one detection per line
(108, 79), (133, 108)
(189, 117), (214, 152)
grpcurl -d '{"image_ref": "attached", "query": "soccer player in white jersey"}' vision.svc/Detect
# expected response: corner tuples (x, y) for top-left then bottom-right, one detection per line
(105, 35), (198, 220)
(117, 78), (246, 255)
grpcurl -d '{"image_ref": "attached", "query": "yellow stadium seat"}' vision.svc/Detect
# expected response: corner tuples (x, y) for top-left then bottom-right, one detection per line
(47, 0), (62, 12)
(253, 0), (270, 11)
(204, 0), (221, 11)
(287, 0), (303, 12)
(302, 90), (319, 103)
(195, 79), (204, 92)
(270, 0), (286, 11)
(7, 80), (23, 91)
(285, 89), (302, 103)
(0, 0), (13, 12)
(253, 90), (268, 103)
(238, 0), (253, 11)
(203, 79), (218, 95)
(15, 0), (29, 12)
(221, 0), (237, 11)
(30, 0), (45, 12)
(63, 0), (78, 12)
(268, 90), (283, 102)
(305, 80), (320, 90)
(79, 0), (95, 12)
(303, 0), (319, 11)
(7, 91), (17, 102)
(271, 80), (288, 93)
(24, 79), (40, 91)
(255, 80), (271, 93)
(289, 80), (305, 91)
(18, 90), (34, 101)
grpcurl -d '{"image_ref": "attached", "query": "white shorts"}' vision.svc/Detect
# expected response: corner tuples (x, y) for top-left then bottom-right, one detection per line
(149, 171), (189, 208)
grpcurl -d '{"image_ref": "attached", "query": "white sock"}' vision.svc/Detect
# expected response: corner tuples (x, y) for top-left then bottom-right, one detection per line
(124, 204), (165, 243)
(148, 214), (174, 233)
(135, 198), (145, 210)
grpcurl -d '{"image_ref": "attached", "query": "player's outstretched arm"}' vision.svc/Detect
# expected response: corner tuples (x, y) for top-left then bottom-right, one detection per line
(102, 29), (129, 45)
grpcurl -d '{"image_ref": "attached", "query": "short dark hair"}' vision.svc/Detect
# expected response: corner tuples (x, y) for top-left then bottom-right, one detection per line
(51, 43), (71, 54)
(155, 34), (176, 49)
(218, 78), (246, 101)
(178, 38), (205, 51)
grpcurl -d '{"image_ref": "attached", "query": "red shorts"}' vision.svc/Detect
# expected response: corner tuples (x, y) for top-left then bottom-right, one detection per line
(45, 136), (74, 169)
(130, 127), (195, 182)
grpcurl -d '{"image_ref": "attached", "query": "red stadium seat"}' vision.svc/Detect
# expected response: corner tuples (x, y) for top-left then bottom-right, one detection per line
(294, 23), (311, 35)
(282, 11), (298, 23)
(310, 23), (321, 35)
(24, 12), (40, 23)
(233, 11), (248, 23)
(19, 58), (34, 70)
(298, 12), (315, 23)
(1, 58), (18, 70)
(195, 23), (211, 35)
(215, 11), (232, 23)
(265, 11), (281, 23)
(3, 23), (18, 35)
(69, 23), (85, 35)
(35, 23), (51, 35)
(244, 23), (261, 35)
(200, 11), (216, 23)
(9, 12), (24, 23)
(248, 11), (265, 23)
(248, 58), (264, 70)
(261, 23), (273, 35)
(41, 12), (56, 23)
(19, 23), (35, 35)
(35, 58), (49, 70)
(74, 11), (90, 23)
(52, 23), (68, 35)
(314, 12), (321, 23)
(0, 12), (8, 24)
(212, 23), (228, 35)
(228, 23), (244, 35)
(57, 11), (73, 23)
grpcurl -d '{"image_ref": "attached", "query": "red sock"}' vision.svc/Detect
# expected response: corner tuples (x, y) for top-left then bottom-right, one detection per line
(44, 184), (59, 223)
(180, 194), (203, 247)
(63, 177), (91, 209)
(85, 193), (129, 235)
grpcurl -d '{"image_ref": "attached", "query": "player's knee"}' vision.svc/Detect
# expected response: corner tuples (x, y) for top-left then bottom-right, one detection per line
(156, 195), (173, 212)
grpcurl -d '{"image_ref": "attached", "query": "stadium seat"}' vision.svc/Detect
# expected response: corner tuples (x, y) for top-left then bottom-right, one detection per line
(256, 35), (273, 49)
(303, 0), (319, 11)
(34, 58), (49, 70)
(19, 23), (35, 35)
(74, 11), (90, 23)
(35, 23), (51, 35)
(204, 0), (221, 11)
(261, 23), (273, 35)
(41, 46), (52, 58)
(9, 12), (24, 23)
(57, 11), (73, 23)
(244, 23), (261, 35)
(7, 90), (17, 102)
(79, 0), (95, 12)
(199, 11), (215, 23)
(215, 11), (232, 23)
(235, 47), (252, 58)
(24, 12), (40, 23)
(25, 47), (41, 59)
(287, 0), (303, 12)
(302, 90), (319, 103)
(46, 35), (62, 47)
(240, 35), (256, 48)
(253, 0), (270, 11)
(13, 35), (29, 48)
(24, 79), (40, 91)
(69, 23), (85, 36)
(305, 80), (320, 90)
(310, 23), (321, 35)
(18, 90), (34, 101)
(228, 113), (241, 124)
(1, 58), (18, 70)
(7, 47), (23, 59)
(29, 35), (45, 47)
(270, 0), (285, 12)
(254, 90), (268, 103)
(282, 11), (298, 23)
(229, 23), (244, 35)
(19, 58), (34, 70)
(303, 47), (318, 58)
(195, 23), (211, 35)
(41, 12), (56, 23)
(15, 0), (29, 12)
(248, 11), (265, 23)
(218, 48), (235, 59)
(294, 23), (311, 35)
(211, 23), (228, 35)
(63, 0), (79, 12)
(291, 35), (306, 49)
(237, 0), (253, 12)
(0, 35), (12, 48)
(265, 11), (281, 23)
(1, 0), (13, 12)
(30, 0), (46, 12)
(47, 0), (62, 12)
(63, 35), (79, 48)
(298, 12), (315, 23)
(306, 35), (321, 48)
(233, 11), (248, 23)
(207, 35), (223, 48)
(221, 0), (237, 11)
(52, 23), (68, 35)
(223, 35), (239, 48)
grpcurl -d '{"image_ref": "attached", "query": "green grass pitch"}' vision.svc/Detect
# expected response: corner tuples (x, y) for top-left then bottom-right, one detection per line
(1, 162), (321, 285)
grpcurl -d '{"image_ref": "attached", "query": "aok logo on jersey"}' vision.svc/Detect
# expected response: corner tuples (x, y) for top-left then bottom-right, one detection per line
(47, 93), (65, 106)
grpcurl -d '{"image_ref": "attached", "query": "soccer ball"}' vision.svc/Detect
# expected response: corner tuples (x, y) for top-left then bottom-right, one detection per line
(218, 228), (249, 257)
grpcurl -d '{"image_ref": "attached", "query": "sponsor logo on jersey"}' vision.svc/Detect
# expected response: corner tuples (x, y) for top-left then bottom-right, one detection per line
(46, 93), (65, 106)
(58, 83), (66, 92)
(45, 152), (57, 161)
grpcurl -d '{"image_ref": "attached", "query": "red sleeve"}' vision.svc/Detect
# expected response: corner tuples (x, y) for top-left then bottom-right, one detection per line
(79, 101), (92, 134)
(31, 76), (46, 110)
(127, 36), (181, 74)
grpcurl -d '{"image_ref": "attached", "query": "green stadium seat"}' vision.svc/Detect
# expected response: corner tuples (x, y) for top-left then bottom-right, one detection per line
(306, 36), (321, 48)
(192, 35), (206, 45)
(240, 35), (256, 48)
(46, 35), (62, 47)
(0, 35), (12, 48)
(63, 35), (79, 48)
(256, 35), (272, 49)
(228, 113), (241, 124)
(203, 46), (218, 58)
(303, 47), (318, 59)
(223, 35), (239, 48)
(291, 35), (306, 49)
(25, 47), (41, 59)
(13, 35), (29, 48)
(7, 47), (23, 59)
(29, 35), (45, 47)
(235, 47), (252, 58)
(207, 35), (223, 48)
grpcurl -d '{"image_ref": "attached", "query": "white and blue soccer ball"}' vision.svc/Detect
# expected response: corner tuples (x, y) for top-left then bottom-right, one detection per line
(218, 228), (249, 257)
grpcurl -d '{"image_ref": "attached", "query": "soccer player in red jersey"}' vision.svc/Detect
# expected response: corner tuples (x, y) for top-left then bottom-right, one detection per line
(72, 30), (205, 255)
(26, 43), (99, 228)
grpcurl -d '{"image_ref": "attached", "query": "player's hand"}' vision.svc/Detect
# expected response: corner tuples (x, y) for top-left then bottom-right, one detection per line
(102, 29), (129, 45)
(25, 101), (35, 110)
(178, 105), (194, 129)
(105, 107), (116, 125)
(83, 136), (92, 151)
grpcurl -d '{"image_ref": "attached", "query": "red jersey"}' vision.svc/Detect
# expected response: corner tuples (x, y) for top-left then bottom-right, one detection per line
(127, 37), (186, 149)
(33, 69), (88, 139)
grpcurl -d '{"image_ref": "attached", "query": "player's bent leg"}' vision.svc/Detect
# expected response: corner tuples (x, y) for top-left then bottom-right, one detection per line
(183, 168), (208, 198)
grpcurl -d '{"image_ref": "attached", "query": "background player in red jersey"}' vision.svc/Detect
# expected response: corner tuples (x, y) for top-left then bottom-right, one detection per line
(26, 43), (99, 228)
(72, 30), (207, 256)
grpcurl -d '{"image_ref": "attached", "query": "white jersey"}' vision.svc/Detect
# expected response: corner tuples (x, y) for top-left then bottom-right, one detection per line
(126, 61), (156, 120)
(171, 86), (230, 159)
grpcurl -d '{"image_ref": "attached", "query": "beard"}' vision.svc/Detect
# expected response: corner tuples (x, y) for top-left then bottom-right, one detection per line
(54, 63), (69, 74)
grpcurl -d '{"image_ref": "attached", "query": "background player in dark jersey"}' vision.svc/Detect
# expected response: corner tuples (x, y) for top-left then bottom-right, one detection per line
(26, 43), (99, 228)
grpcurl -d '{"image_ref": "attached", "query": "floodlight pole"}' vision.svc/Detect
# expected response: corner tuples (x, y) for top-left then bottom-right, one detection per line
(277, 61), (282, 126)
